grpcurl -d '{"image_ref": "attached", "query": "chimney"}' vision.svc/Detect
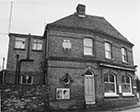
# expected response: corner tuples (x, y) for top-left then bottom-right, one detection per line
(76, 4), (86, 17)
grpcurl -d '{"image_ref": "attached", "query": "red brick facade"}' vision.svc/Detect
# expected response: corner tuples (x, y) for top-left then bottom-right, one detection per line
(6, 33), (44, 84)
(45, 26), (137, 109)
(6, 4), (137, 110)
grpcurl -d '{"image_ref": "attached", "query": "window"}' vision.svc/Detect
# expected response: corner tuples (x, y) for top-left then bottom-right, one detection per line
(105, 42), (112, 59)
(56, 88), (70, 100)
(121, 48), (128, 63)
(104, 73), (117, 96)
(15, 37), (26, 49)
(20, 75), (33, 84)
(84, 38), (94, 55)
(32, 39), (42, 50)
(122, 75), (132, 95)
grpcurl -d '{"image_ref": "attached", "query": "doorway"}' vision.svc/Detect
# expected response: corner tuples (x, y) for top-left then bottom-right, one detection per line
(84, 71), (95, 104)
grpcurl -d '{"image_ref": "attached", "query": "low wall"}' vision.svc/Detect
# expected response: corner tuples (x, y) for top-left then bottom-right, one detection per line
(0, 84), (49, 112)
(0, 84), (138, 111)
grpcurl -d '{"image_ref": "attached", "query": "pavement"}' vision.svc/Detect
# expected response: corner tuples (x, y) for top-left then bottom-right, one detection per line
(112, 101), (140, 111)
(50, 102), (140, 112)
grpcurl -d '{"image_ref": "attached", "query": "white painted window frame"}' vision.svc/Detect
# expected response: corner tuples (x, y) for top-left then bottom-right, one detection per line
(32, 39), (43, 50)
(122, 75), (133, 96)
(104, 42), (112, 59)
(121, 47), (128, 63)
(15, 37), (26, 49)
(104, 73), (118, 97)
(83, 38), (93, 56)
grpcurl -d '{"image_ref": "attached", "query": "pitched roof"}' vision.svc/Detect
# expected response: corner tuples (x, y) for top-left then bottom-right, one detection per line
(48, 13), (133, 45)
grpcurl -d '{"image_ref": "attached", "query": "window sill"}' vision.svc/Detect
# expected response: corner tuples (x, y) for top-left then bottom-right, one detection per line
(122, 93), (135, 97)
(83, 54), (95, 57)
(104, 93), (119, 97)
(105, 58), (114, 61)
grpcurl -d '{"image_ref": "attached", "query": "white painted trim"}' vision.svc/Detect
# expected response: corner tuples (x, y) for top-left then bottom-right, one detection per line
(104, 93), (119, 97)
(86, 101), (96, 104)
(133, 86), (137, 89)
(122, 93), (135, 96)
(119, 85), (122, 93)
(100, 63), (135, 71)
(78, 14), (86, 17)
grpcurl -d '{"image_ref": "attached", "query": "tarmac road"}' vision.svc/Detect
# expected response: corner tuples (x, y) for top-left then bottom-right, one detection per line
(120, 107), (140, 112)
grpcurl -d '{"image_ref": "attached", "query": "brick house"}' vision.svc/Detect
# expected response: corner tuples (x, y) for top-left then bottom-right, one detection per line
(6, 33), (44, 84)
(6, 4), (137, 110)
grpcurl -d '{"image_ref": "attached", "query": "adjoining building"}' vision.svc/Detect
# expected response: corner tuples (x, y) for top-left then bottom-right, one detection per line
(6, 33), (44, 84)
(6, 4), (137, 110)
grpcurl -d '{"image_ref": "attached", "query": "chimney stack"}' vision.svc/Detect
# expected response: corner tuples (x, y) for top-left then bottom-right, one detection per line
(76, 4), (86, 17)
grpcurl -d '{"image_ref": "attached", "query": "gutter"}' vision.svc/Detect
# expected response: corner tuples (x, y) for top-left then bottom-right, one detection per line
(100, 63), (136, 72)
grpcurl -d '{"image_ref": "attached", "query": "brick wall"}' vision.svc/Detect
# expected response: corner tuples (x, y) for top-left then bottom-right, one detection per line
(48, 28), (134, 67)
(44, 27), (136, 109)
(6, 34), (44, 84)
(1, 84), (49, 112)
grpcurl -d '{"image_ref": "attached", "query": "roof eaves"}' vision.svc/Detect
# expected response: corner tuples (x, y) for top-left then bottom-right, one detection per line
(9, 33), (42, 38)
(103, 18), (133, 45)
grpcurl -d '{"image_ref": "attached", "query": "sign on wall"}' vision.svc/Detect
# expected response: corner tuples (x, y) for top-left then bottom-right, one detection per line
(62, 40), (71, 50)
(56, 88), (70, 100)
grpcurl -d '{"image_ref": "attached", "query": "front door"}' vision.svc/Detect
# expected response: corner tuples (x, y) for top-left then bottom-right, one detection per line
(84, 74), (95, 104)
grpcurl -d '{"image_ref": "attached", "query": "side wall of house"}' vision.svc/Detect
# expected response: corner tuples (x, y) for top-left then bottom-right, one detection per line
(6, 34), (44, 84)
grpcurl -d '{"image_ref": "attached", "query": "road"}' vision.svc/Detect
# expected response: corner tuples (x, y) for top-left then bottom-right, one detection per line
(120, 107), (140, 112)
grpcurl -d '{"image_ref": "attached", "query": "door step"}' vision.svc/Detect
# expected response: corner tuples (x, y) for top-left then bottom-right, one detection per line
(86, 104), (96, 109)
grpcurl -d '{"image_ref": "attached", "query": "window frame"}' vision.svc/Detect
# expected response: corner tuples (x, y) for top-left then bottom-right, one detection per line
(14, 37), (26, 49)
(104, 42), (112, 59)
(121, 47), (128, 63)
(104, 73), (118, 97)
(20, 75), (33, 84)
(83, 38), (94, 56)
(121, 75), (133, 96)
(32, 39), (43, 51)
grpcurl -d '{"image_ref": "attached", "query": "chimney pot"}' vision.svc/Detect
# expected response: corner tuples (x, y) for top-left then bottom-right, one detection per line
(76, 4), (86, 17)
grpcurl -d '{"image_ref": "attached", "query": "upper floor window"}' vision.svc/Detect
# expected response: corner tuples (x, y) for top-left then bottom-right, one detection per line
(104, 73), (117, 96)
(122, 75), (132, 95)
(15, 37), (26, 49)
(121, 48), (128, 63)
(84, 38), (94, 55)
(104, 42), (112, 59)
(32, 39), (42, 50)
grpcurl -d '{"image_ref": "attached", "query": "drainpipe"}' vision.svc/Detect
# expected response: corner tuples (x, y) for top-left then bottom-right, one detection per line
(15, 54), (19, 84)
(43, 25), (50, 109)
(27, 33), (31, 60)
(2, 57), (5, 84)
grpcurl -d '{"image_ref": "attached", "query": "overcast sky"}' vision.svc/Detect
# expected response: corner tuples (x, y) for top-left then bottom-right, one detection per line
(0, 0), (140, 77)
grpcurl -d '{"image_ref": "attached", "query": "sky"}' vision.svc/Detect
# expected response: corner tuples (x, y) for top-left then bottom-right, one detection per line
(0, 0), (140, 77)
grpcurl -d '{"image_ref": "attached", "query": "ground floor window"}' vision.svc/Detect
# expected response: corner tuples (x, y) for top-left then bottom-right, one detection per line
(20, 75), (33, 84)
(122, 75), (133, 96)
(56, 88), (70, 100)
(104, 73), (118, 96)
